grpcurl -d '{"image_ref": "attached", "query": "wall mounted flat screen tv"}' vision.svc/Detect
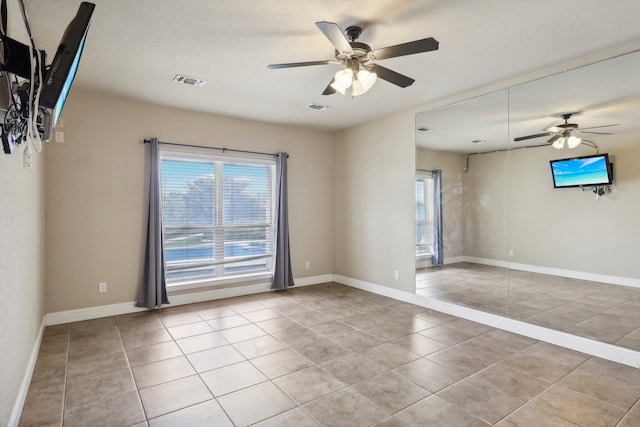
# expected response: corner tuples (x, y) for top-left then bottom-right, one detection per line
(39, 2), (95, 140)
(550, 153), (613, 188)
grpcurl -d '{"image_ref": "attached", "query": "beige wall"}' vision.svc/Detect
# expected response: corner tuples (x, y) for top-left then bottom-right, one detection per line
(0, 133), (45, 425)
(0, 2), (46, 423)
(333, 110), (416, 293)
(44, 90), (334, 313)
(416, 147), (466, 261)
(462, 150), (509, 261)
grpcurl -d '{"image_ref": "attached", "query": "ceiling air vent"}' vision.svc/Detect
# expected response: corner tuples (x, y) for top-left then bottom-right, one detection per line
(306, 103), (330, 111)
(173, 74), (207, 87)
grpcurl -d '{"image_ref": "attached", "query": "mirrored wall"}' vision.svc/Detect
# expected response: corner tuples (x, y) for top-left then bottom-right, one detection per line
(415, 49), (640, 351)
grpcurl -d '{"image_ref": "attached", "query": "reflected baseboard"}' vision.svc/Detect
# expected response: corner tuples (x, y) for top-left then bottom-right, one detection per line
(464, 256), (640, 289)
(417, 295), (640, 369)
(418, 256), (464, 269)
(335, 274), (640, 369)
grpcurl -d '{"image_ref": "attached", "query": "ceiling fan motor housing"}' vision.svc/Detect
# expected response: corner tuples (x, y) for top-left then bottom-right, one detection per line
(335, 42), (372, 61)
(345, 26), (363, 41)
(559, 113), (578, 129)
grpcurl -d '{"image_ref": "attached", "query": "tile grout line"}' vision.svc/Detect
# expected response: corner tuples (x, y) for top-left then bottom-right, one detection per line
(191, 304), (242, 427)
(27, 283), (640, 426)
(113, 314), (149, 426)
(60, 328), (71, 426)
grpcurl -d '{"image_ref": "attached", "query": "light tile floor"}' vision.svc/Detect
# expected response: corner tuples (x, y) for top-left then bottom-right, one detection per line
(20, 282), (640, 426)
(417, 263), (640, 351)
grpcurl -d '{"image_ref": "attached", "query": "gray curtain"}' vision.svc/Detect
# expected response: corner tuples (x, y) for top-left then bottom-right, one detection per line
(431, 169), (444, 266)
(271, 153), (294, 290)
(136, 138), (170, 308)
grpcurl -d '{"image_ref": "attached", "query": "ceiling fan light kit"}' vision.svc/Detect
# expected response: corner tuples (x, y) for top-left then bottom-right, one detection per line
(268, 21), (439, 97)
(551, 132), (582, 149)
(566, 134), (582, 149)
(331, 66), (378, 97)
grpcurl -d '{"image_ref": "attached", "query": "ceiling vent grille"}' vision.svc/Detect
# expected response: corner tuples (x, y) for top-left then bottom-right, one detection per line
(173, 74), (207, 87)
(306, 103), (330, 111)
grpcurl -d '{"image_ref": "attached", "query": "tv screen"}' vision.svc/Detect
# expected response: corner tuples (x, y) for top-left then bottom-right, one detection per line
(39, 2), (95, 138)
(549, 153), (613, 188)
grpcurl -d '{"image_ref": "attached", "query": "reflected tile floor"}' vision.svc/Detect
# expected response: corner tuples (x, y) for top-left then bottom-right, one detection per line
(417, 263), (640, 351)
(21, 282), (640, 426)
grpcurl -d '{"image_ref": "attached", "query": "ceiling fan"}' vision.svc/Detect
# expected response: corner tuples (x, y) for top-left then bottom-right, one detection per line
(514, 113), (618, 149)
(267, 21), (439, 97)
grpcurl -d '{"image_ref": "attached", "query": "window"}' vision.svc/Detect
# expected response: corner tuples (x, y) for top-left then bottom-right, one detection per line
(416, 172), (435, 257)
(160, 150), (275, 285)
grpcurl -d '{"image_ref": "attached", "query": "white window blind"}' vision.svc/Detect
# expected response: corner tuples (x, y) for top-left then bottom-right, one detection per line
(160, 150), (275, 285)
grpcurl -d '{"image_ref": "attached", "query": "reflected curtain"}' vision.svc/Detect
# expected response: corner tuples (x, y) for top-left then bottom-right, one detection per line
(136, 138), (170, 308)
(271, 153), (294, 290)
(431, 169), (444, 266)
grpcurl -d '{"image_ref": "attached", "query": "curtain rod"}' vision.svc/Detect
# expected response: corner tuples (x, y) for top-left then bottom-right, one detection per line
(143, 139), (289, 158)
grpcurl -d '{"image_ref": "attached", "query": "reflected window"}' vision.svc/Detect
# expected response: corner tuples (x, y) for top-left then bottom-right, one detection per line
(416, 172), (435, 258)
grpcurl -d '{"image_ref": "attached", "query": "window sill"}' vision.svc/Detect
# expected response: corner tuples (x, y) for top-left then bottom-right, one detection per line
(167, 272), (273, 293)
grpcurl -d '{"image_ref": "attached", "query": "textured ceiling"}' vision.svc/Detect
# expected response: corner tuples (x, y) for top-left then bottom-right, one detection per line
(19, 0), (640, 131)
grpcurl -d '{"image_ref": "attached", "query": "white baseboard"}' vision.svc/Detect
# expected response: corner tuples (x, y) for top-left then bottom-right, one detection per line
(41, 270), (640, 367)
(334, 274), (640, 369)
(8, 318), (46, 427)
(417, 256), (463, 269)
(167, 275), (327, 307)
(463, 257), (640, 289)
(44, 274), (333, 326)
(416, 260), (432, 269)
(45, 301), (147, 326)
(291, 274), (335, 287)
(444, 256), (464, 265)
(463, 256), (509, 269)
(418, 297), (640, 369)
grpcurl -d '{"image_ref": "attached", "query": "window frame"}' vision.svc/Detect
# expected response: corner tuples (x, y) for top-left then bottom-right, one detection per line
(416, 171), (435, 262)
(159, 148), (276, 290)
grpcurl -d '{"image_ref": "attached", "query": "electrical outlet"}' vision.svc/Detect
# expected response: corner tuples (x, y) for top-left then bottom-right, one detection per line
(394, 270), (400, 280)
(305, 261), (310, 269)
(23, 144), (32, 169)
(509, 249), (514, 256)
(99, 282), (107, 293)
(55, 131), (64, 143)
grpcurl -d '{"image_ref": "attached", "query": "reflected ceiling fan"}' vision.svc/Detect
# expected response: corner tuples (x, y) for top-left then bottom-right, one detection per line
(267, 21), (439, 97)
(514, 113), (618, 149)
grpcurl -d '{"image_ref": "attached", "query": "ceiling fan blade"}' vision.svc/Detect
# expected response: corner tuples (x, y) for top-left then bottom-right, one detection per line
(513, 132), (554, 142)
(369, 64), (414, 88)
(322, 79), (336, 95)
(315, 21), (353, 55)
(578, 124), (619, 131)
(268, 60), (333, 69)
(373, 37), (439, 60)
(547, 134), (561, 144)
(580, 131), (615, 135)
